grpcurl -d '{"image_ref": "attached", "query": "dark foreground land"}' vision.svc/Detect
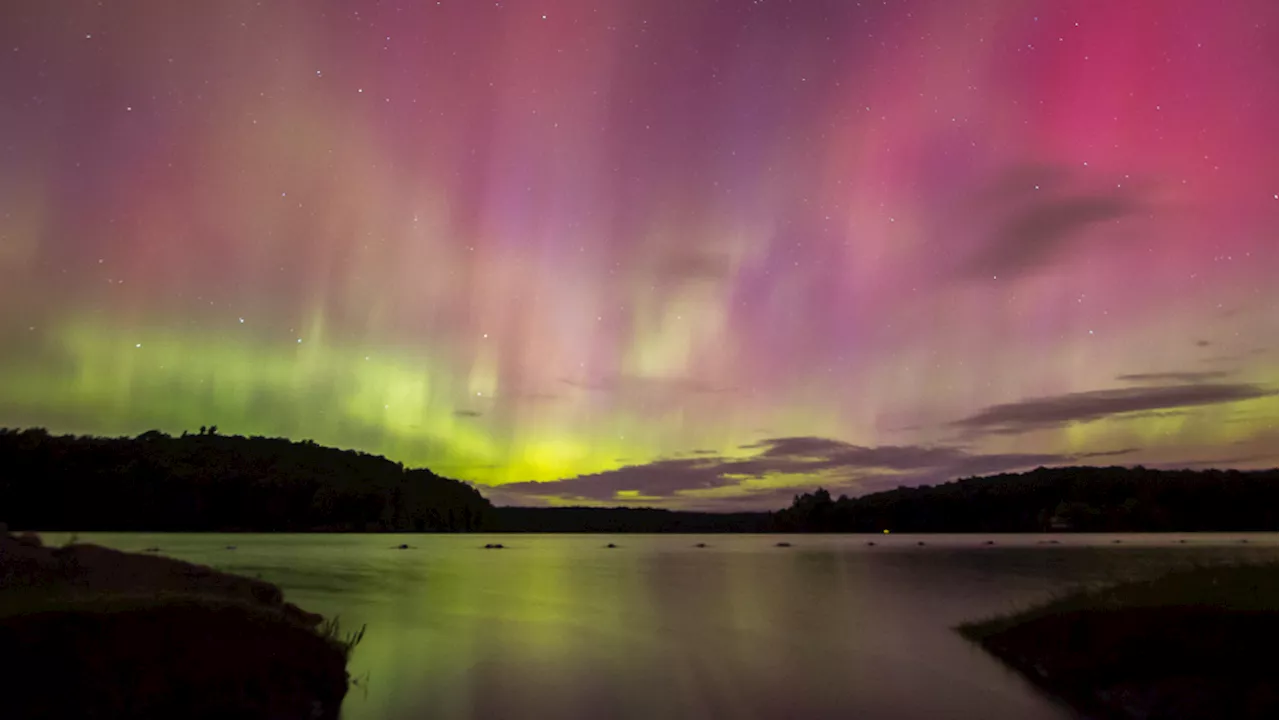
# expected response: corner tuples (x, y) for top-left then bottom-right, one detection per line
(0, 528), (358, 720)
(959, 563), (1279, 720)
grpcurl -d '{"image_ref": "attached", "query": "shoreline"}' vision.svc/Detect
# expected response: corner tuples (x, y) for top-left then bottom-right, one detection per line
(959, 563), (1278, 720)
(0, 528), (358, 719)
(18, 528), (1272, 535)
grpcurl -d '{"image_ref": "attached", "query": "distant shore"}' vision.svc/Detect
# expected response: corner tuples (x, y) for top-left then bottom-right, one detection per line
(0, 528), (359, 720)
(3, 429), (1276, 533)
(959, 563), (1279, 720)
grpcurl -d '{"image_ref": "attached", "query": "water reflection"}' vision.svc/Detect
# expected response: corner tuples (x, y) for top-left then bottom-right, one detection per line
(39, 533), (1277, 720)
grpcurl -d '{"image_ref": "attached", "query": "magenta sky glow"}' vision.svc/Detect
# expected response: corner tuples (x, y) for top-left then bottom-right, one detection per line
(0, 1), (1275, 509)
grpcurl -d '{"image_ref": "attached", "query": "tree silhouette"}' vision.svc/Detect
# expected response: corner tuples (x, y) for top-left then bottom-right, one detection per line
(0, 429), (1273, 533)
(774, 466), (1278, 533)
(0, 428), (491, 532)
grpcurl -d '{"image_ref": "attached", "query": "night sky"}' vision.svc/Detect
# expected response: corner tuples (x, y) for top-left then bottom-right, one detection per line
(0, 1), (1275, 509)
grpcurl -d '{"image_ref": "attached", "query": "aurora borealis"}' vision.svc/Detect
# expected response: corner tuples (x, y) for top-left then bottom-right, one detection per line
(0, 0), (1275, 509)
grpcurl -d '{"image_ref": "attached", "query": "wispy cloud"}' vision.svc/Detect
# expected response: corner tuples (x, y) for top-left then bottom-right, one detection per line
(960, 165), (1142, 279)
(1075, 447), (1141, 459)
(488, 436), (1068, 507)
(954, 383), (1275, 435)
(1116, 371), (1230, 384)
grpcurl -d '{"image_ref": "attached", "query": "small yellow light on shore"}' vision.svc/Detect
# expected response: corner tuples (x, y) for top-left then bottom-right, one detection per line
(882, 529), (890, 534)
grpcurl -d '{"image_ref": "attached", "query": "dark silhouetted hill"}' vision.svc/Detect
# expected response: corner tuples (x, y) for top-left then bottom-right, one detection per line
(773, 466), (1279, 532)
(0, 428), (490, 532)
(2, 429), (1274, 533)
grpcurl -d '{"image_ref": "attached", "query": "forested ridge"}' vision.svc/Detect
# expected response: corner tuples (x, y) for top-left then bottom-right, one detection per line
(0, 428), (489, 531)
(773, 466), (1279, 532)
(1, 428), (1274, 532)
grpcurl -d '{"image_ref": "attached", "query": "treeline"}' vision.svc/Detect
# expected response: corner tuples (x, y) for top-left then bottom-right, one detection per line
(491, 506), (772, 533)
(773, 466), (1279, 533)
(0, 428), (490, 532)
(1, 429), (1275, 533)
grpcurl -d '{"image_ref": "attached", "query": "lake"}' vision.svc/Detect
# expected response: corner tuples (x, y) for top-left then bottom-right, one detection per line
(35, 532), (1277, 720)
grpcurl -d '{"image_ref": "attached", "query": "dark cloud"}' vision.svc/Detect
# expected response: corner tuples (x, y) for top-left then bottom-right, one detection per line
(1195, 340), (1211, 347)
(730, 437), (974, 477)
(488, 436), (1071, 507)
(954, 383), (1275, 435)
(488, 425), (1280, 504)
(481, 487), (556, 507)
(740, 436), (852, 456)
(1116, 371), (1230, 384)
(494, 458), (744, 505)
(1075, 447), (1141, 459)
(960, 166), (1142, 278)
(973, 195), (1135, 276)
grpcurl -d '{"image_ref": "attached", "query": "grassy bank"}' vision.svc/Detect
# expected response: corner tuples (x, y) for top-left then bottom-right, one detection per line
(0, 529), (361, 719)
(960, 563), (1278, 720)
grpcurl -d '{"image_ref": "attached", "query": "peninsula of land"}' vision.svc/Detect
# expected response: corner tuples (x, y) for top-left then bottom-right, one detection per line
(960, 562), (1278, 720)
(0, 527), (358, 719)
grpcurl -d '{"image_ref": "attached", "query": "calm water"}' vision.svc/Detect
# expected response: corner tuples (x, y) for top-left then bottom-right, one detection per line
(37, 532), (1278, 720)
